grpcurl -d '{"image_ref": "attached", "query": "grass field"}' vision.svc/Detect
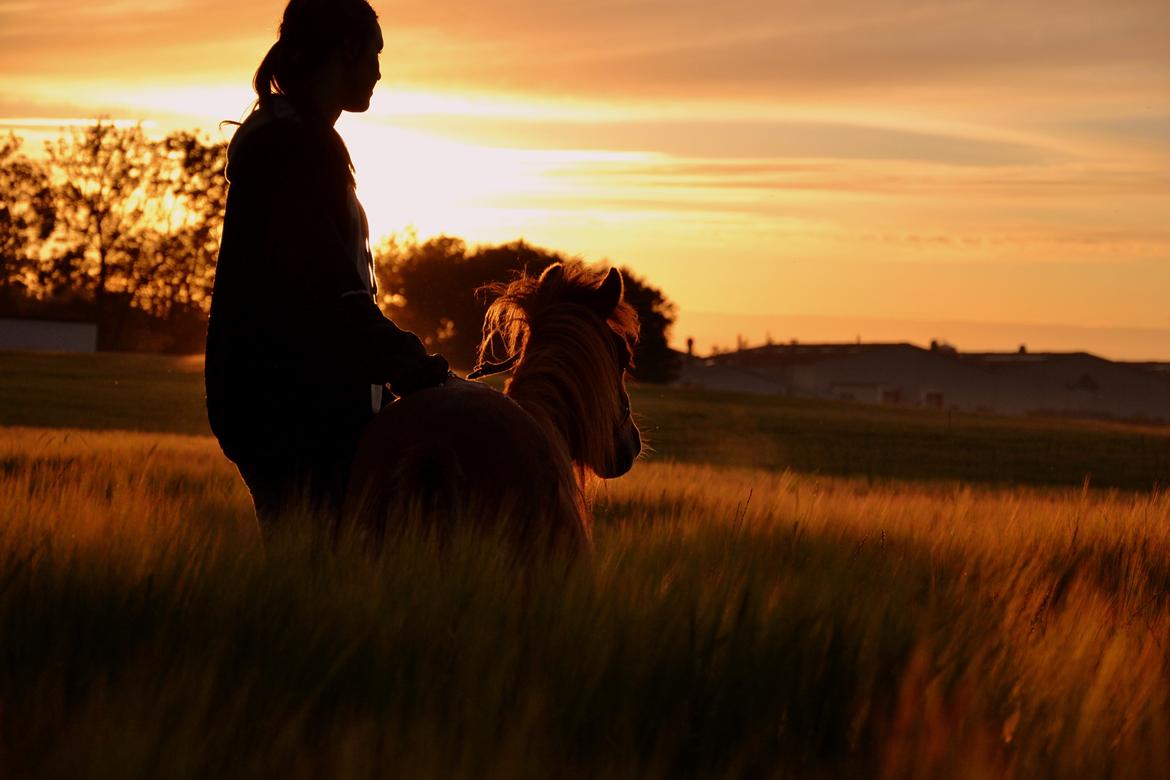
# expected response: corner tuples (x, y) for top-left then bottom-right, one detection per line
(4, 351), (1169, 489)
(3, 352), (1170, 777)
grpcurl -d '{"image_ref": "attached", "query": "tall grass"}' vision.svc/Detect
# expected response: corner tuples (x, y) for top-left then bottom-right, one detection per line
(2, 426), (1169, 777)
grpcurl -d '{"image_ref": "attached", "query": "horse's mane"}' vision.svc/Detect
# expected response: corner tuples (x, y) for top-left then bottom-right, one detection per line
(478, 261), (639, 365)
(476, 262), (640, 543)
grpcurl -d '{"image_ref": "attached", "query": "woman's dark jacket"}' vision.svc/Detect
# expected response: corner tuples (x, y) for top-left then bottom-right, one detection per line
(205, 106), (423, 463)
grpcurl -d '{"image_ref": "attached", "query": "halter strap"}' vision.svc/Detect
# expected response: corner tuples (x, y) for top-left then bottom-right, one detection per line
(467, 353), (520, 380)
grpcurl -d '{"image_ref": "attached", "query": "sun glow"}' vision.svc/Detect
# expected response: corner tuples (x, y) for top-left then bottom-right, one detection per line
(3, 0), (1169, 359)
(338, 113), (659, 245)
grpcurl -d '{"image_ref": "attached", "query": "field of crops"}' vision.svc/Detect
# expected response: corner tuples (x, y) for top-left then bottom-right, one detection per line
(3, 352), (1170, 777)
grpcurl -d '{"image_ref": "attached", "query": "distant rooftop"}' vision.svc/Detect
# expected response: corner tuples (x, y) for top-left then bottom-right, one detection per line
(694, 341), (1170, 377)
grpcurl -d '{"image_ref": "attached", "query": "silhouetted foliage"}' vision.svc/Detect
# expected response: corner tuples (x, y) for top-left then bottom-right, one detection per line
(0, 121), (226, 351)
(0, 134), (55, 294)
(44, 122), (226, 325)
(134, 131), (227, 317)
(375, 235), (679, 382)
(615, 264), (679, 383)
(45, 121), (163, 314)
(2, 122), (678, 370)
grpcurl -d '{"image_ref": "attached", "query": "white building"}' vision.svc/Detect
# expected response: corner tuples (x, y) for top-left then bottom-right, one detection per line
(0, 318), (99, 353)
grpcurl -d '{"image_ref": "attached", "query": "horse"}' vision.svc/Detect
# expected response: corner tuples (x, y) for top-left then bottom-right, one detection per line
(342, 262), (642, 557)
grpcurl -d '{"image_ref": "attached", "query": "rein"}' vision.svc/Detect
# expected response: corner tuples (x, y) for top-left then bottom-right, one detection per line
(466, 353), (520, 380)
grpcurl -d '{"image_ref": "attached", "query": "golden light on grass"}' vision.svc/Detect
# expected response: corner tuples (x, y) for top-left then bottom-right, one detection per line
(4, 424), (1170, 775)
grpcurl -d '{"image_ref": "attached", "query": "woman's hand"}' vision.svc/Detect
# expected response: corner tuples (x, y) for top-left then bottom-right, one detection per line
(388, 352), (450, 396)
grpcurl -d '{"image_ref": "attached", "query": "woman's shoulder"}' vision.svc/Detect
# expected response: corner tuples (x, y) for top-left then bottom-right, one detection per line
(227, 113), (318, 179)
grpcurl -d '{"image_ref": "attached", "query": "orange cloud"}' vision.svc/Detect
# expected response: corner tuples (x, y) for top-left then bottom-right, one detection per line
(2, 0), (1168, 358)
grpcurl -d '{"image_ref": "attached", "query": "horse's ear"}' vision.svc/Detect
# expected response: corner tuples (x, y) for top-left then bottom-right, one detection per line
(597, 267), (623, 313)
(538, 263), (564, 288)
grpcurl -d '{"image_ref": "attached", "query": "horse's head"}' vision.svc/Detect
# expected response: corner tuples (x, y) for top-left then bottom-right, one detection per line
(475, 262), (642, 480)
(564, 264), (642, 478)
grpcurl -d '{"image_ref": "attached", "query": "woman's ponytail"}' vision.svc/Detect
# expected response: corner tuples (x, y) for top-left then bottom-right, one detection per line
(252, 40), (284, 110)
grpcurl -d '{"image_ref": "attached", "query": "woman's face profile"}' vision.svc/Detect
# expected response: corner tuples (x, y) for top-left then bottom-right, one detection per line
(341, 24), (383, 113)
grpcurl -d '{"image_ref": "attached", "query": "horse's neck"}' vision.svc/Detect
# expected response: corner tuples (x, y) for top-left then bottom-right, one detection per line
(504, 364), (592, 545)
(500, 316), (614, 475)
(505, 370), (576, 460)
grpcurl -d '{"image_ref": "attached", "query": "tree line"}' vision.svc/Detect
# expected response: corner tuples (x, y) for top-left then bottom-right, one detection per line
(374, 235), (679, 382)
(0, 122), (679, 381)
(2, 123), (227, 351)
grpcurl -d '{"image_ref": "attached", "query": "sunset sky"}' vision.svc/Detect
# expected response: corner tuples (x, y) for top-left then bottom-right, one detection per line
(2, 0), (1168, 358)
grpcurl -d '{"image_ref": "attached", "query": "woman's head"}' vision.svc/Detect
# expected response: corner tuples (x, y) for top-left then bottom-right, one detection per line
(253, 0), (382, 116)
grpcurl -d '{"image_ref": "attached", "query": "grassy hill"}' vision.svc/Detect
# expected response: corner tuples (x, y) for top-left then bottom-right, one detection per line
(3, 350), (1169, 489)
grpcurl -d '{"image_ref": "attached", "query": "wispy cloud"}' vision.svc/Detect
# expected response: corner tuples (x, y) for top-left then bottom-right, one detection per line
(2, 0), (1168, 355)
(378, 0), (1170, 108)
(4, 0), (1167, 108)
(386, 115), (1063, 165)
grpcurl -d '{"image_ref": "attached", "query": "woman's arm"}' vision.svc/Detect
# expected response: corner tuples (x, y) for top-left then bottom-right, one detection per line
(245, 121), (446, 390)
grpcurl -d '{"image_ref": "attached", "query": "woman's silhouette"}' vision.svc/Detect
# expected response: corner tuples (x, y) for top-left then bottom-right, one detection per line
(205, 0), (448, 535)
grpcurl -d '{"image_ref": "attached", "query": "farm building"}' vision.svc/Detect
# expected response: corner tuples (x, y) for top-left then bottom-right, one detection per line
(677, 342), (1170, 423)
(0, 318), (99, 353)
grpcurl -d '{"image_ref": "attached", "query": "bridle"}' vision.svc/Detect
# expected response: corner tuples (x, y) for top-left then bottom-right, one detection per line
(613, 332), (632, 426)
(618, 394), (631, 426)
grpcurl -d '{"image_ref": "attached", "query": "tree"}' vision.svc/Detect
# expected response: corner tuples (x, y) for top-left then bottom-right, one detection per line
(614, 264), (680, 383)
(374, 234), (475, 358)
(45, 120), (167, 313)
(375, 236), (680, 382)
(28, 122), (228, 348)
(376, 237), (578, 367)
(127, 130), (227, 317)
(0, 134), (55, 295)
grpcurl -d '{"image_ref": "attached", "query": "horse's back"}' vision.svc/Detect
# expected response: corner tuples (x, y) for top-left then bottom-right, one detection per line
(344, 378), (584, 551)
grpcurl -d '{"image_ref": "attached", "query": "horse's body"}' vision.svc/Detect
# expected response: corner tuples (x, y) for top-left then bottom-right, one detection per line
(344, 376), (588, 552)
(343, 262), (641, 557)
